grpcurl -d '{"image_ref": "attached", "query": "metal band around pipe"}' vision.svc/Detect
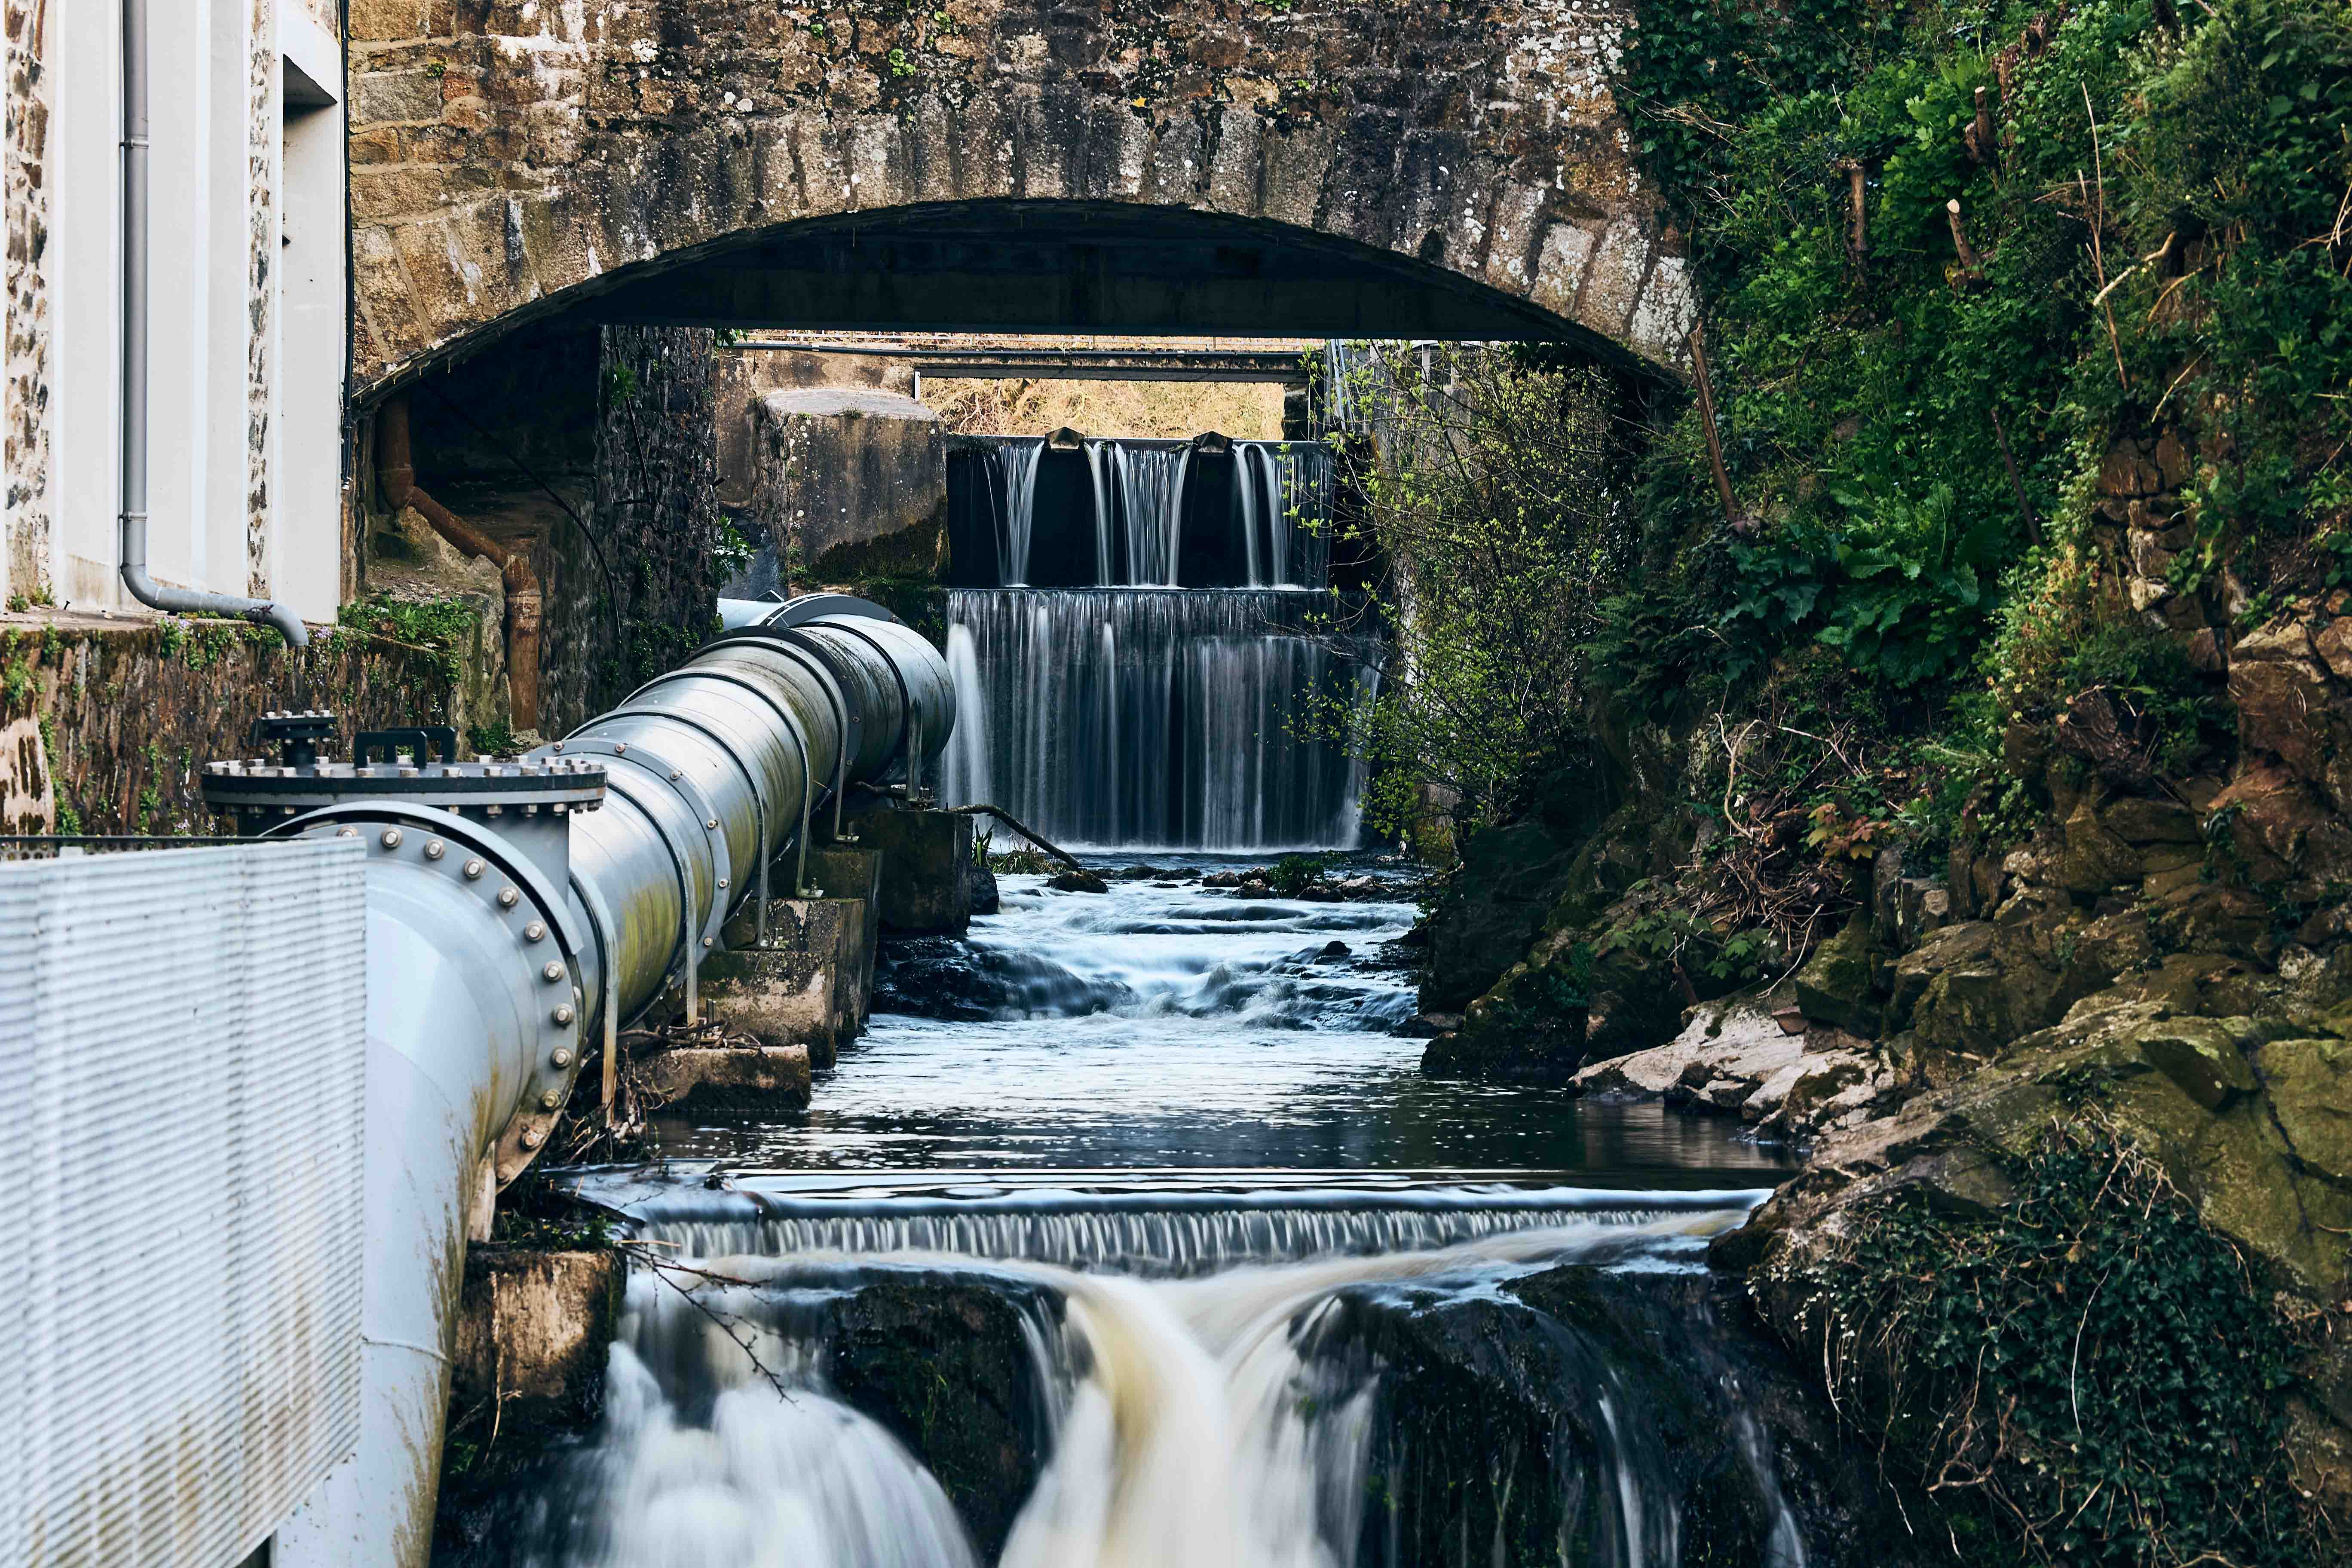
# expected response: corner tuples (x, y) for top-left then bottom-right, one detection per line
(624, 666), (818, 897)
(804, 619), (913, 769)
(588, 766), (708, 1023)
(567, 868), (624, 1120)
(600, 705), (775, 946)
(772, 634), (857, 845)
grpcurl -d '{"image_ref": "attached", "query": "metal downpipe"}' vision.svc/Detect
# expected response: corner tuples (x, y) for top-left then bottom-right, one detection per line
(117, 0), (309, 646)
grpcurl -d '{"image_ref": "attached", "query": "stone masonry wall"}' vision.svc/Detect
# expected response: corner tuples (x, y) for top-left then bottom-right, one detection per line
(248, 0), (277, 597)
(0, 614), (455, 836)
(4, 0), (52, 605)
(343, 0), (1694, 387)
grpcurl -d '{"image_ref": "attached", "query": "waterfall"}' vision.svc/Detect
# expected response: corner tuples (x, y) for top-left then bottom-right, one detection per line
(940, 589), (1378, 852)
(995, 439), (1047, 586)
(1230, 443), (1334, 589)
(506, 1203), (1813, 1568)
(1111, 446), (1191, 588)
(622, 1185), (1762, 1278)
(943, 623), (994, 810)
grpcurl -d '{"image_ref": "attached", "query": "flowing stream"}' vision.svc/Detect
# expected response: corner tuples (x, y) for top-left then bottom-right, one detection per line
(484, 871), (1823, 1568)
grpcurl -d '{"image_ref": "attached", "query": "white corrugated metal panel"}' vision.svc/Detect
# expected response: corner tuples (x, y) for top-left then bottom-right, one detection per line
(0, 840), (366, 1568)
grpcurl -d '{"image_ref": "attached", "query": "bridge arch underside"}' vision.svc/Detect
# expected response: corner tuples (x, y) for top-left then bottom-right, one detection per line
(346, 0), (1700, 397)
(368, 198), (1694, 398)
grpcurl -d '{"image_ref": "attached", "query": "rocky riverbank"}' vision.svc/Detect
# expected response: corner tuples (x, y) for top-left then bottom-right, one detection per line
(1412, 588), (2352, 1552)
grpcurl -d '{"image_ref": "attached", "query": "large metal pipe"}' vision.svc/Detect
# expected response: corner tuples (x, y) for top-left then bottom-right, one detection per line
(118, 0), (309, 646)
(214, 598), (953, 1566)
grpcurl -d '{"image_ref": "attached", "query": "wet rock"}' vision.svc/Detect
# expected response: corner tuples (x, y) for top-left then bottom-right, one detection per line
(1398, 1011), (1461, 1039)
(824, 1272), (1065, 1560)
(1317, 940), (1353, 960)
(871, 934), (1008, 1021)
(1571, 998), (1898, 1139)
(1309, 1266), (1930, 1568)
(967, 856), (1001, 917)
(1047, 868), (1110, 894)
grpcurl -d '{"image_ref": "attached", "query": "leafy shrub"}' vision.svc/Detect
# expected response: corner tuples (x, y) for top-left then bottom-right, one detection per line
(1268, 853), (1330, 898)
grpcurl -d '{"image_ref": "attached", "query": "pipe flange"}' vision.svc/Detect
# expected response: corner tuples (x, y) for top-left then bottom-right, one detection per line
(533, 737), (734, 960)
(272, 804), (590, 1183)
(202, 756), (606, 822)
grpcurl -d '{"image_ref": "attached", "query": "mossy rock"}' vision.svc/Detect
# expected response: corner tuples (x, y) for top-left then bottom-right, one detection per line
(1794, 912), (1879, 1035)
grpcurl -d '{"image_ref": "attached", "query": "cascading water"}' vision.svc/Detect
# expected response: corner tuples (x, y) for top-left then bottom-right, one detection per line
(469, 873), (1853, 1568)
(937, 591), (1378, 851)
(992, 438), (1047, 586)
(517, 1207), (1806, 1568)
(1232, 442), (1334, 589)
(1111, 444), (1191, 588)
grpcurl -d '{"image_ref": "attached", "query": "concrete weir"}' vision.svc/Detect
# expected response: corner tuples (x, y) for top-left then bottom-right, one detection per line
(200, 596), (959, 1568)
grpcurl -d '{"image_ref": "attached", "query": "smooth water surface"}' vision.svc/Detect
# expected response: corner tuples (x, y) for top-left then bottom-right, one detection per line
(648, 865), (1795, 1187)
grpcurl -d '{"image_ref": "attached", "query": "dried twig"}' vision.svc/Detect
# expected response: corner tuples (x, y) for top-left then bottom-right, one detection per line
(1686, 325), (1748, 533)
(623, 1244), (801, 1405)
(2079, 85), (2130, 390)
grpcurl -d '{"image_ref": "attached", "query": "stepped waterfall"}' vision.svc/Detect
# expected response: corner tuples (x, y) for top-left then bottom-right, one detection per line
(943, 436), (1374, 851)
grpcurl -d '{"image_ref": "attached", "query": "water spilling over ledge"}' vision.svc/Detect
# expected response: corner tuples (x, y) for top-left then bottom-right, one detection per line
(951, 437), (1336, 590)
(941, 591), (1380, 851)
(576, 1170), (1776, 1277)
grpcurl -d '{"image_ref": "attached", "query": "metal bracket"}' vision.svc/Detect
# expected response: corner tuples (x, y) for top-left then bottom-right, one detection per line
(623, 666), (816, 897)
(567, 868), (624, 1122)
(354, 726), (461, 765)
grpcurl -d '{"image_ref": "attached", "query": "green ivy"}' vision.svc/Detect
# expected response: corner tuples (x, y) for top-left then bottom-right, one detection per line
(1775, 1120), (2318, 1566)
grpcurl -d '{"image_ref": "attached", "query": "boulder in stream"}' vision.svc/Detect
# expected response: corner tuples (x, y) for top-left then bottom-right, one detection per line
(1307, 1265), (1931, 1568)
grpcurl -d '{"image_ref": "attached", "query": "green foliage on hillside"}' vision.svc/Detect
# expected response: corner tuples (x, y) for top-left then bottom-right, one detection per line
(1609, 0), (2351, 706)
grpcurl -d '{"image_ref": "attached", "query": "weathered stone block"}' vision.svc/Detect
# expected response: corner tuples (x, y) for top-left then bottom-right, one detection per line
(725, 388), (945, 599)
(848, 806), (975, 934)
(807, 843), (883, 1029)
(641, 1043), (813, 1109)
(709, 895), (867, 1068)
(451, 1246), (623, 1418)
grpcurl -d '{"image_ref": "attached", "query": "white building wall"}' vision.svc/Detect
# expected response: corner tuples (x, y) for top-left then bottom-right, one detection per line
(5, 0), (346, 626)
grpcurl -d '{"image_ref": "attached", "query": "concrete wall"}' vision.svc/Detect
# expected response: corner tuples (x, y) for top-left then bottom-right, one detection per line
(714, 348), (916, 511)
(3, 0), (349, 626)
(726, 387), (946, 600)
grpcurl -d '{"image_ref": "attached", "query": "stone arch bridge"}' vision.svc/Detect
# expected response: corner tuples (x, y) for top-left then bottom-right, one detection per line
(349, 0), (1694, 392)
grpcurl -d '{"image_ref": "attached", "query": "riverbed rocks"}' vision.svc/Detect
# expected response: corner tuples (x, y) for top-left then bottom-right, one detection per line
(823, 1271), (1065, 1559)
(1570, 997), (1905, 1139)
(1713, 972), (2352, 1518)
(1310, 1264), (1932, 1567)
